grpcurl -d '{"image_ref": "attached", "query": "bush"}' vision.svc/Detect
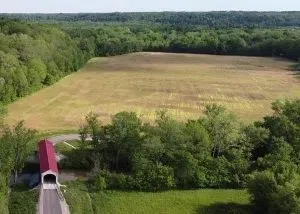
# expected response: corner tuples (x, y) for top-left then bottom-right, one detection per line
(59, 149), (93, 170)
(248, 171), (300, 214)
(98, 171), (130, 189)
(94, 174), (107, 191)
(248, 171), (278, 213)
(269, 186), (300, 214)
(8, 185), (38, 214)
(203, 157), (232, 188)
(133, 162), (175, 191)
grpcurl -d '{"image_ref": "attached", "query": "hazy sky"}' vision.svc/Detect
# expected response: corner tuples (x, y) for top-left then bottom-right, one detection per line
(0, 0), (299, 13)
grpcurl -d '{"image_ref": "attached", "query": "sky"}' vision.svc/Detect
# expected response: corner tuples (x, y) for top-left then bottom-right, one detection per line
(0, 0), (299, 13)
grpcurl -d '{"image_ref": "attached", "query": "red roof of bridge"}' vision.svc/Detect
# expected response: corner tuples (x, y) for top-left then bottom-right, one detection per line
(39, 140), (58, 174)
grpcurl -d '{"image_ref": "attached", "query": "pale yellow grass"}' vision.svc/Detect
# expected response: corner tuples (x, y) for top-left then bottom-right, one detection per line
(5, 53), (300, 131)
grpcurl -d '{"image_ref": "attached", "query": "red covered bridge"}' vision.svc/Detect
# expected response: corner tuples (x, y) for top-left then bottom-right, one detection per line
(39, 140), (58, 184)
(37, 139), (70, 214)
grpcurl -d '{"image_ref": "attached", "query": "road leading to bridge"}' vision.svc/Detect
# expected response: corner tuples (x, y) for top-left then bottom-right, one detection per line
(38, 184), (69, 214)
(43, 189), (62, 214)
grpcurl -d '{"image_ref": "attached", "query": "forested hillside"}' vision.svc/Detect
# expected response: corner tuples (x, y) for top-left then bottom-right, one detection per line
(2, 11), (300, 28)
(0, 19), (89, 104)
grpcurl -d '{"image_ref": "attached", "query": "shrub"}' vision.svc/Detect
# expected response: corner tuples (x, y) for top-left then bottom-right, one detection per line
(248, 171), (278, 213)
(203, 157), (231, 188)
(269, 186), (300, 214)
(248, 171), (300, 214)
(8, 185), (38, 214)
(98, 171), (129, 189)
(94, 174), (107, 191)
(133, 162), (175, 191)
(59, 149), (93, 170)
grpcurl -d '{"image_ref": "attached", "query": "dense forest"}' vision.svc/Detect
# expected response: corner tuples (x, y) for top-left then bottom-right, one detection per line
(2, 11), (300, 28)
(0, 19), (89, 104)
(0, 17), (299, 105)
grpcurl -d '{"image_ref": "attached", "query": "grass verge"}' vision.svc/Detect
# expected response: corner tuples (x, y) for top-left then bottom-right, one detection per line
(62, 181), (94, 214)
(0, 192), (9, 214)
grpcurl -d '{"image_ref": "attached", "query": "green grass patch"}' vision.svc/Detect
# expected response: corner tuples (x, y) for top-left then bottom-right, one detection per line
(62, 181), (94, 214)
(90, 189), (251, 214)
(55, 143), (75, 153)
(0, 192), (9, 214)
(63, 180), (251, 214)
(8, 185), (38, 214)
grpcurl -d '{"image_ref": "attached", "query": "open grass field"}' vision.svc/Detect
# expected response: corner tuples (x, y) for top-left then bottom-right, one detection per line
(91, 190), (251, 214)
(63, 181), (250, 214)
(5, 52), (300, 131)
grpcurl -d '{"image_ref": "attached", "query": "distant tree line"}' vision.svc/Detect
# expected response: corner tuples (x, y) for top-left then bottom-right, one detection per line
(2, 11), (300, 28)
(67, 26), (300, 60)
(70, 99), (300, 213)
(0, 18), (299, 106)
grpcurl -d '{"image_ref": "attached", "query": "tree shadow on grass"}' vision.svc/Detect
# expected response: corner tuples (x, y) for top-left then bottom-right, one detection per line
(197, 203), (253, 214)
(11, 184), (32, 192)
(289, 64), (300, 79)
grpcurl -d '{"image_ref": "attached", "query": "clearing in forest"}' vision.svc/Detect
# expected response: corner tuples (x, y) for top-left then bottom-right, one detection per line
(5, 52), (300, 131)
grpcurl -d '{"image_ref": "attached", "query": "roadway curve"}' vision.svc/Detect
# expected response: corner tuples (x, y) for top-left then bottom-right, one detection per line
(47, 134), (82, 145)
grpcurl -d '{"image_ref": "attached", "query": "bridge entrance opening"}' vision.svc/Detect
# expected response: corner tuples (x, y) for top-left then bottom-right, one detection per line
(43, 174), (56, 183)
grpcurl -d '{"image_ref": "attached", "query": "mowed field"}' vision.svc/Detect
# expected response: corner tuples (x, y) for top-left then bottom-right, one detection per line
(5, 52), (300, 131)
(63, 180), (250, 214)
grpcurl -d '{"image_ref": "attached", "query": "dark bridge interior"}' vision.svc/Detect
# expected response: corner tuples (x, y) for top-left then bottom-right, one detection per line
(43, 174), (56, 183)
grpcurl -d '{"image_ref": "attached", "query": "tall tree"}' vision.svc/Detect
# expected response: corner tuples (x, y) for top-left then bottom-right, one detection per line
(1, 121), (37, 183)
(203, 104), (241, 158)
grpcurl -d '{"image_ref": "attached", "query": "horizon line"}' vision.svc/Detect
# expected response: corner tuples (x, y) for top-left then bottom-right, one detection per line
(1, 10), (300, 14)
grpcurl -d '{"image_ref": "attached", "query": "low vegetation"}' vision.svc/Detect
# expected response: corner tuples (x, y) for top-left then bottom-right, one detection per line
(0, 192), (9, 214)
(62, 181), (94, 214)
(8, 185), (38, 214)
